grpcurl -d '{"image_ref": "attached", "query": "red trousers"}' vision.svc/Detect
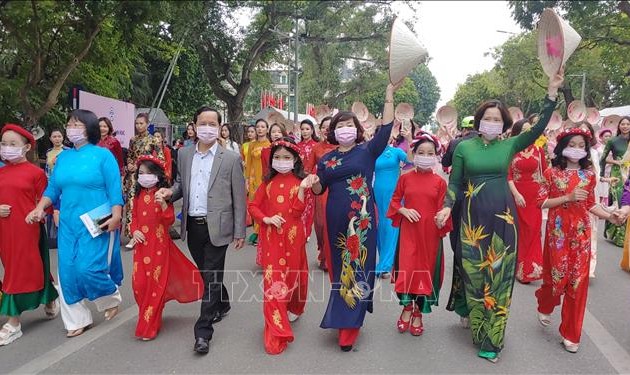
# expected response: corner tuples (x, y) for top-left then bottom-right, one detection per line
(339, 328), (360, 346)
(535, 252), (590, 344)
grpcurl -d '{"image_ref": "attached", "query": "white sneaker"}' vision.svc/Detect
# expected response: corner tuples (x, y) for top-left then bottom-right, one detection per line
(288, 312), (300, 322)
(460, 316), (470, 328)
(0, 323), (22, 346)
(538, 312), (551, 327)
(563, 338), (579, 353)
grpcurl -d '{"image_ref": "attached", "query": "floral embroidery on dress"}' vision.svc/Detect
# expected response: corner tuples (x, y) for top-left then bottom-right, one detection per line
(325, 156), (342, 170)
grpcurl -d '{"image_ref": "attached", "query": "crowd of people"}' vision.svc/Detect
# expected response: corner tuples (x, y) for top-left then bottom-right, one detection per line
(2, 67), (630, 363)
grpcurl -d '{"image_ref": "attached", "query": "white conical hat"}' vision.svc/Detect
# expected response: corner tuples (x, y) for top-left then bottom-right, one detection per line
(537, 8), (582, 77)
(586, 107), (601, 126)
(548, 110), (563, 131)
(508, 107), (524, 122)
(395, 103), (414, 121)
(436, 105), (457, 126)
(314, 104), (332, 122)
(567, 100), (587, 123)
(388, 18), (428, 85)
(351, 102), (369, 122)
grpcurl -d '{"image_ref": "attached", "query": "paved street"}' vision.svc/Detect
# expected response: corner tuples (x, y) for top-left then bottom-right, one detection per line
(1, 221), (630, 374)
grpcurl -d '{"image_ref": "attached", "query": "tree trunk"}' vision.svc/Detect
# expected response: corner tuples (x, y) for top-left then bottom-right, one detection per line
(226, 97), (245, 124)
(559, 84), (574, 106)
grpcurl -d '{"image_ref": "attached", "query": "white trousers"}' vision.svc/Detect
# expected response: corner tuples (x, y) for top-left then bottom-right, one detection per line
(55, 277), (122, 331)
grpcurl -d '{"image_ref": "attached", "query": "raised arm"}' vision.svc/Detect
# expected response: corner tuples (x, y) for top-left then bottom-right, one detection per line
(511, 68), (564, 153)
(367, 82), (401, 158)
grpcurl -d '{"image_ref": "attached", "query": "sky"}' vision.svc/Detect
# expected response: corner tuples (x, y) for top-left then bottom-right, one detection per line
(393, 1), (523, 107)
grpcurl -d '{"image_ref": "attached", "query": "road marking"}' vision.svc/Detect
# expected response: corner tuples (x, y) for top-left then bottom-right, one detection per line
(9, 307), (138, 374)
(584, 309), (630, 374)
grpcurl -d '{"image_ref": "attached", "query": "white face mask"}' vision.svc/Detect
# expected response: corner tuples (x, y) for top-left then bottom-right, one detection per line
(138, 174), (159, 188)
(0, 145), (26, 162)
(562, 147), (588, 162)
(414, 155), (436, 170)
(66, 128), (87, 145)
(196, 126), (219, 144)
(272, 159), (294, 174)
(479, 120), (504, 140)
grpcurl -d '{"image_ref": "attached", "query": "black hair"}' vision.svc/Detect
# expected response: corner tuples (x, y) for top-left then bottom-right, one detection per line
(193, 106), (222, 125)
(319, 116), (332, 129)
(395, 120), (418, 146)
(50, 128), (64, 138)
(509, 119), (530, 137)
(616, 116), (630, 136)
(551, 134), (593, 170)
(473, 100), (513, 133)
(299, 119), (319, 142)
(267, 123), (288, 142)
(327, 111), (365, 145)
(98, 117), (114, 136)
(134, 160), (171, 197)
(265, 137), (306, 182)
(68, 109), (100, 145)
(412, 138), (437, 153)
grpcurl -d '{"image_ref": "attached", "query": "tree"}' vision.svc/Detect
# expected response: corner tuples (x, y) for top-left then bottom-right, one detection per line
(507, 0), (630, 106)
(0, 0), (156, 128)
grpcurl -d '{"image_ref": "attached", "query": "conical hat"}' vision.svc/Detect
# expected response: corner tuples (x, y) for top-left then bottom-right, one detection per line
(508, 107), (524, 122)
(30, 125), (45, 141)
(395, 103), (414, 121)
(586, 107), (601, 125)
(314, 105), (332, 122)
(436, 105), (457, 126)
(537, 8), (582, 77)
(566, 100), (587, 123)
(267, 110), (285, 125)
(389, 18), (428, 85)
(602, 115), (621, 131)
(364, 113), (377, 129)
(548, 110), (563, 131)
(351, 101), (369, 122)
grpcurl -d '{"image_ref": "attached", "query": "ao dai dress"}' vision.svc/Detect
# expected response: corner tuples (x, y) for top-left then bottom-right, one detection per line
(315, 123), (392, 345)
(444, 96), (556, 356)
(374, 145), (408, 275)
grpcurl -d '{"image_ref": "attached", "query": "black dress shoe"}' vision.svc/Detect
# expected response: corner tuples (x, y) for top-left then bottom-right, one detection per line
(194, 338), (210, 354)
(212, 305), (231, 323)
(340, 345), (353, 352)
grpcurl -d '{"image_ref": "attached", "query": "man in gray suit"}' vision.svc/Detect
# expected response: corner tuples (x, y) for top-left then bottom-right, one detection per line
(157, 106), (246, 354)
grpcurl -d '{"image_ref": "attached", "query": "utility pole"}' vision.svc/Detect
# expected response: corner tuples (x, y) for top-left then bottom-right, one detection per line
(568, 73), (586, 102)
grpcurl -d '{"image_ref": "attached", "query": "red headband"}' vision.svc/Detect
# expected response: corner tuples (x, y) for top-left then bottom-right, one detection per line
(136, 154), (166, 171)
(556, 127), (592, 143)
(271, 139), (304, 160)
(1, 123), (35, 148)
(410, 131), (443, 155)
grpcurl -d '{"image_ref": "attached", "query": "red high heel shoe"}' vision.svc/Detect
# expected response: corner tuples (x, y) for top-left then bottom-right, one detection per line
(409, 307), (424, 336)
(397, 305), (413, 333)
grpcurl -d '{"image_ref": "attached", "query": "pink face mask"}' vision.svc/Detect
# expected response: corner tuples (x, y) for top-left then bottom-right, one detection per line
(272, 159), (294, 174)
(479, 120), (504, 140)
(334, 127), (357, 146)
(196, 126), (218, 144)
(138, 174), (159, 188)
(414, 155), (436, 170)
(562, 147), (587, 161)
(0, 145), (25, 162)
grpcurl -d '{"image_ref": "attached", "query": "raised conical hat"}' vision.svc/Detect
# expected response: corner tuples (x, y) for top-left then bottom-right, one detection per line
(537, 8), (582, 77)
(351, 101), (369, 122)
(602, 115), (621, 131)
(567, 100), (587, 123)
(586, 107), (601, 125)
(314, 105), (332, 122)
(30, 125), (45, 140)
(436, 105), (457, 126)
(395, 103), (414, 121)
(364, 113), (377, 129)
(548, 110), (563, 131)
(508, 107), (524, 122)
(389, 18), (428, 85)
(267, 110), (285, 125)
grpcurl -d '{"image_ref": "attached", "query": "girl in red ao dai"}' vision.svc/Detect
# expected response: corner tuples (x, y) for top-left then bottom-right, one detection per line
(130, 156), (203, 341)
(249, 137), (315, 354)
(387, 133), (452, 336)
